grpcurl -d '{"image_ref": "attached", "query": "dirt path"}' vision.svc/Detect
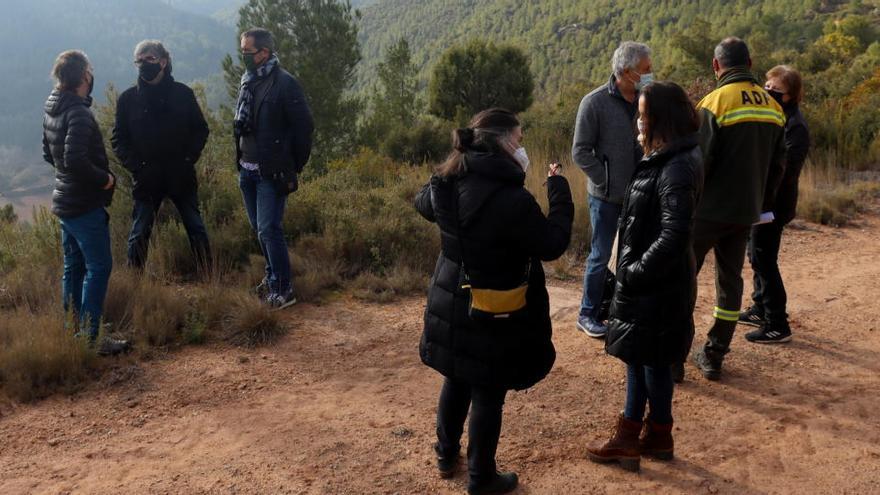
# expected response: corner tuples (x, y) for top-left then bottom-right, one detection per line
(2, 211), (880, 495)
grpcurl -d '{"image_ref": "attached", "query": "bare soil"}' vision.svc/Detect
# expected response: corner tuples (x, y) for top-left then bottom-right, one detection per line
(2, 211), (880, 495)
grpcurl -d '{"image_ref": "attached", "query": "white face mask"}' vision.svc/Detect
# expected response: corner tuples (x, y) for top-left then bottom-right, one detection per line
(513, 146), (530, 172)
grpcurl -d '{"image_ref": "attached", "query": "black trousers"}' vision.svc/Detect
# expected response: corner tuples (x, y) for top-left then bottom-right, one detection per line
(748, 220), (789, 326)
(436, 377), (507, 482)
(127, 188), (211, 271)
(692, 219), (751, 357)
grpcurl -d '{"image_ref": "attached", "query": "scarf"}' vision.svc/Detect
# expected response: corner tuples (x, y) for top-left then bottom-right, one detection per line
(234, 54), (279, 136)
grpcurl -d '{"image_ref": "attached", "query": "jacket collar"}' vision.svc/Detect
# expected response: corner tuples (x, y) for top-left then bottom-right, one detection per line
(717, 66), (758, 87)
(44, 89), (89, 116)
(641, 134), (700, 166)
(607, 74), (638, 102)
(463, 151), (525, 186)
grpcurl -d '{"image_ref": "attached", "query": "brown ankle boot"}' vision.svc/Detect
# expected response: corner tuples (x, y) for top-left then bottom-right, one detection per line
(586, 414), (642, 472)
(640, 418), (674, 460)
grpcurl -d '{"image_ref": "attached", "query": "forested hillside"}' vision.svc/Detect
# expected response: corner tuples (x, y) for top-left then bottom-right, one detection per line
(358, 0), (872, 92)
(0, 0), (233, 173)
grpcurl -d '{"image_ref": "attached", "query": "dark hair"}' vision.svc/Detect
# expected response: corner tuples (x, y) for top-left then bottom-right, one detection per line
(51, 50), (90, 91)
(640, 81), (699, 155)
(714, 37), (750, 69)
(241, 28), (275, 53)
(435, 108), (520, 177)
(766, 65), (804, 104)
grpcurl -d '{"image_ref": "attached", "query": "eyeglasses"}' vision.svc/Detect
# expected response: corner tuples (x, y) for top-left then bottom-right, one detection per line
(134, 56), (161, 66)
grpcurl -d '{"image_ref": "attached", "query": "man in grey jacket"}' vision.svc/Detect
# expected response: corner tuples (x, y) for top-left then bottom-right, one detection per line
(572, 41), (651, 338)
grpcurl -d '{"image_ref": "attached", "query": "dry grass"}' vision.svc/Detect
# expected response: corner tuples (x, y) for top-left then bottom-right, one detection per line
(797, 158), (880, 226)
(0, 310), (97, 402)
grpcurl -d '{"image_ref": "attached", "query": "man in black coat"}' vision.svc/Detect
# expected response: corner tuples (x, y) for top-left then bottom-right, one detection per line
(234, 28), (314, 309)
(111, 40), (211, 271)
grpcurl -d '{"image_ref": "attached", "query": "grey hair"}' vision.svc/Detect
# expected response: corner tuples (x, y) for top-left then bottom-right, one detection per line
(134, 39), (172, 74)
(714, 37), (750, 69)
(611, 41), (651, 76)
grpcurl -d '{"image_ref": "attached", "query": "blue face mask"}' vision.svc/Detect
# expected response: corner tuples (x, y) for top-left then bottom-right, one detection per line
(634, 72), (653, 92)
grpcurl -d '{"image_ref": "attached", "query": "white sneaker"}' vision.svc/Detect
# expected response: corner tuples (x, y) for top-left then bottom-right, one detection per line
(576, 316), (607, 338)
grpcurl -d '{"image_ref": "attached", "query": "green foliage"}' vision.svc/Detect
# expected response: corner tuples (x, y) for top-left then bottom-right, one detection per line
(379, 118), (451, 164)
(223, 0), (363, 165)
(428, 40), (535, 123)
(0, 204), (16, 224)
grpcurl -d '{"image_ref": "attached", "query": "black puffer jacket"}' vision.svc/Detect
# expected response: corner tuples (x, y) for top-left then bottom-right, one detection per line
(42, 90), (114, 219)
(414, 151), (574, 390)
(605, 135), (704, 366)
(111, 75), (209, 200)
(773, 105), (810, 225)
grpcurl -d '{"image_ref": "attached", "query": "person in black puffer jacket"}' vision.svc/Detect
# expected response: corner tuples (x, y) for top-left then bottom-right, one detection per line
(414, 109), (573, 495)
(111, 40), (211, 271)
(587, 82), (703, 472)
(42, 50), (128, 356)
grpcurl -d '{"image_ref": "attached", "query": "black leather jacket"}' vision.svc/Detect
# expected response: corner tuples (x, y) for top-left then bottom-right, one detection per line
(234, 66), (314, 191)
(42, 90), (114, 218)
(605, 135), (703, 366)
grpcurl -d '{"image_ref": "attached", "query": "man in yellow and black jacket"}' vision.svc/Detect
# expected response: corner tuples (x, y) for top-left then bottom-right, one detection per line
(683, 37), (786, 382)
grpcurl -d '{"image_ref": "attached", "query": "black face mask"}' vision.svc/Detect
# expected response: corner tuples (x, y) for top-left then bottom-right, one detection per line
(766, 89), (785, 106)
(139, 62), (163, 82)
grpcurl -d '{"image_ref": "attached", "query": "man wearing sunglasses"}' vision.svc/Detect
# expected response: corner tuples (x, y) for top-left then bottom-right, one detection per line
(234, 28), (314, 310)
(111, 40), (211, 273)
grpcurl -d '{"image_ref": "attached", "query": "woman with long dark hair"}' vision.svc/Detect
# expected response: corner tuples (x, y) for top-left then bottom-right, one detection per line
(587, 82), (703, 472)
(415, 108), (574, 494)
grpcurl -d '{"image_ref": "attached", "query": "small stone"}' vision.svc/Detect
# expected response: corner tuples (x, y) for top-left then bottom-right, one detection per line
(47, 437), (61, 447)
(239, 383), (248, 390)
(391, 426), (413, 438)
(239, 356), (250, 364)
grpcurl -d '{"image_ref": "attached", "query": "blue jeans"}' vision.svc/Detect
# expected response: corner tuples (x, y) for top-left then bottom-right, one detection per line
(239, 169), (291, 294)
(127, 190), (211, 269)
(624, 364), (674, 424)
(60, 207), (112, 338)
(579, 195), (621, 319)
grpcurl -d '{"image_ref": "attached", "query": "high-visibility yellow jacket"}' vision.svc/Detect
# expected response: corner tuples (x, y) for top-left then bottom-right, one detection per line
(696, 67), (786, 226)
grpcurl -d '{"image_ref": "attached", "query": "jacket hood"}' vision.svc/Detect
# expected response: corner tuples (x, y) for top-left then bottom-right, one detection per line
(44, 89), (90, 117)
(463, 151), (525, 186)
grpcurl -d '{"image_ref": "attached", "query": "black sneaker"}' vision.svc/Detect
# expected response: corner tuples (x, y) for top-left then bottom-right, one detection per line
(468, 471), (518, 495)
(434, 443), (459, 479)
(738, 306), (765, 327)
(267, 288), (297, 311)
(745, 324), (792, 344)
(690, 348), (722, 381)
(96, 337), (132, 357)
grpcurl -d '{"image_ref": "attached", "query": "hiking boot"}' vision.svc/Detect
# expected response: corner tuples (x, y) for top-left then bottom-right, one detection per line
(691, 347), (723, 381)
(586, 414), (642, 472)
(738, 306), (765, 327)
(96, 337), (132, 357)
(745, 323), (792, 344)
(467, 471), (518, 495)
(267, 288), (297, 310)
(434, 443), (459, 479)
(671, 362), (685, 384)
(576, 316), (607, 338)
(639, 418), (674, 460)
